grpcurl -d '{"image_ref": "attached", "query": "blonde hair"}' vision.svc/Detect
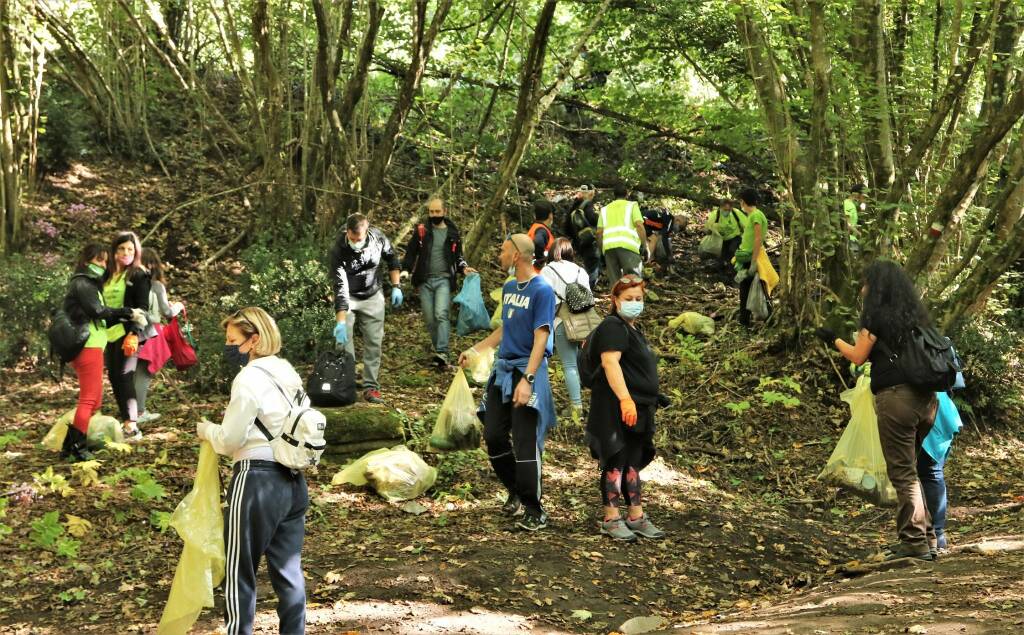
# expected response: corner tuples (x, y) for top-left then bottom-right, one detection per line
(221, 307), (282, 358)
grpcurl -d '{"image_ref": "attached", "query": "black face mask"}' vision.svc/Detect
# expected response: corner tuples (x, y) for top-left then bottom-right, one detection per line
(223, 344), (250, 369)
(429, 216), (445, 226)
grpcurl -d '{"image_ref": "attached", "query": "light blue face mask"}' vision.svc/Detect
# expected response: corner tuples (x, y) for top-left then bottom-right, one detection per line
(619, 300), (644, 319)
(348, 238), (366, 251)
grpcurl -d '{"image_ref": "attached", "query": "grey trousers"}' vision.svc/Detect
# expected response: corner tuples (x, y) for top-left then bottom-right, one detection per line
(341, 290), (386, 391)
(603, 247), (643, 285)
(224, 460), (308, 635)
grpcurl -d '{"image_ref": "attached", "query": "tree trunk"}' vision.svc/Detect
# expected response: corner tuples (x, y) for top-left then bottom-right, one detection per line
(853, 0), (895, 191)
(904, 83), (1024, 279)
(463, 0), (612, 264)
(353, 0), (454, 213)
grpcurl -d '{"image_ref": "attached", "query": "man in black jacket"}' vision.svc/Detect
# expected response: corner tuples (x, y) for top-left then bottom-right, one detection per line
(401, 197), (476, 367)
(329, 213), (403, 403)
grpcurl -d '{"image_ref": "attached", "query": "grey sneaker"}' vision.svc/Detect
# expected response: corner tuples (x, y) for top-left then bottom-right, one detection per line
(137, 411), (161, 425)
(432, 353), (449, 368)
(883, 542), (933, 562)
(625, 514), (665, 539)
(502, 494), (525, 518)
(600, 518), (638, 542)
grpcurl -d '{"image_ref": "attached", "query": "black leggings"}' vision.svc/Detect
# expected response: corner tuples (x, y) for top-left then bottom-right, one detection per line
(105, 337), (137, 422)
(601, 444), (644, 509)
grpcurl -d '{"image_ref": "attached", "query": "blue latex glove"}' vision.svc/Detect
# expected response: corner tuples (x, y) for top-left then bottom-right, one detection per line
(334, 322), (349, 345)
(390, 287), (404, 308)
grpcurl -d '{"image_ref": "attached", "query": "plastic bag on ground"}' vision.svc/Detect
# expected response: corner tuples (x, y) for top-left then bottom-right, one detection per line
(668, 312), (715, 336)
(86, 415), (124, 448)
(430, 371), (482, 451)
(818, 376), (897, 506)
(158, 441), (225, 635)
(699, 232), (723, 258)
(333, 446), (437, 502)
(43, 411), (123, 451)
(464, 346), (495, 384)
(42, 410), (73, 451)
(453, 273), (491, 336)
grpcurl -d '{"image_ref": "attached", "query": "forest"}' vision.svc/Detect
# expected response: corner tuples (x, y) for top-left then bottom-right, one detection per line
(1, 0), (1023, 633)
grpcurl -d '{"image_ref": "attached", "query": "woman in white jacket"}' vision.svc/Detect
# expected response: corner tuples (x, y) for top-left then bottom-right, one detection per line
(196, 307), (307, 635)
(541, 238), (592, 424)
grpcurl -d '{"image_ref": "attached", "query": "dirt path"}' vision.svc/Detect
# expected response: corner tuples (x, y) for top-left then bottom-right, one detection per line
(3, 161), (1023, 634)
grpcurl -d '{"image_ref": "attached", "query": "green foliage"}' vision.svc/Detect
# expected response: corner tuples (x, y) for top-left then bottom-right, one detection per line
(131, 479), (166, 503)
(0, 498), (11, 540)
(0, 254), (70, 364)
(725, 400), (751, 416)
(58, 587), (87, 604)
(33, 466), (74, 497)
(149, 510), (172, 533)
(30, 511), (80, 559)
(434, 448), (486, 494)
(104, 467), (166, 502)
(673, 333), (705, 369)
(36, 85), (91, 174)
(953, 318), (1024, 421)
(0, 431), (26, 450)
(757, 376), (802, 409)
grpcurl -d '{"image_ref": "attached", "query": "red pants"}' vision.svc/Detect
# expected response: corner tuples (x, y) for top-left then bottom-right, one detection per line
(71, 347), (104, 434)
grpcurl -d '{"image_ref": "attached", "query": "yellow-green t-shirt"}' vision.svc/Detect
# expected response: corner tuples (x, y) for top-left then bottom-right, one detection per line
(844, 198), (860, 242)
(736, 207), (768, 265)
(104, 273), (127, 341)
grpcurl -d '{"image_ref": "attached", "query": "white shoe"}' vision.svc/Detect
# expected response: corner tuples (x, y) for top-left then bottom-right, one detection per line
(137, 412), (161, 425)
(123, 424), (143, 442)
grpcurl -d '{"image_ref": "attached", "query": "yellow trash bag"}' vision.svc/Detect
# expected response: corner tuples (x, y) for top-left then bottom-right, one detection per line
(430, 371), (481, 451)
(489, 276), (513, 330)
(43, 411), (124, 451)
(333, 446), (437, 503)
(332, 447), (391, 487)
(42, 410), (73, 451)
(463, 346), (495, 385)
(818, 376), (897, 507)
(668, 312), (715, 336)
(158, 442), (225, 635)
(756, 250), (779, 297)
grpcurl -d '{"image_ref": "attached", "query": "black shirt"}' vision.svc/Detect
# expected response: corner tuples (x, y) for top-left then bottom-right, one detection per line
(642, 209), (674, 235)
(589, 315), (659, 405)
(867, 332), (908, 393)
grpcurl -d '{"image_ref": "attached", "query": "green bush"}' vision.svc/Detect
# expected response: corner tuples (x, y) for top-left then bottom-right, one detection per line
(953, 317), (1024, 422)
(0, 254), (70, 364)
(37, 85), (90, 174)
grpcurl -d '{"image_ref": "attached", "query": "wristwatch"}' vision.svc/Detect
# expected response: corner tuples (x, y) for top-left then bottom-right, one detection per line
(524, 373), (536, 385)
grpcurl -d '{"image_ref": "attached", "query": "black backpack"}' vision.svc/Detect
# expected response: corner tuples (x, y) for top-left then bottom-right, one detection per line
(879, 326), (961, 392)
(306, 350), (357, 407)
(48, 308), (89, 364)
(549, 266), (596, 314)
(571, 208), (596, 245)
(578, 316), (622, 389)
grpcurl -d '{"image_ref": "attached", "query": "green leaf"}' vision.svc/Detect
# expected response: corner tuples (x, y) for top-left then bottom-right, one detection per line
(571, 609), (593, 621)
(131, 479), (166, 502)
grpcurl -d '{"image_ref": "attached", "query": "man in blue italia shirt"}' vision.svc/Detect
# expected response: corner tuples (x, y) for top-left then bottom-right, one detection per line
(460, 234), (557, 531)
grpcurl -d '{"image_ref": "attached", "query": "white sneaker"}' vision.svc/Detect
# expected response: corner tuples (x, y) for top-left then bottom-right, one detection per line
(123, 424), (143, 442)
(137, 412), (162, 425)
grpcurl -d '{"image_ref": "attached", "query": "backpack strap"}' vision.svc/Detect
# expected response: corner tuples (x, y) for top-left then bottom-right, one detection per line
(251, 365), (297, 442)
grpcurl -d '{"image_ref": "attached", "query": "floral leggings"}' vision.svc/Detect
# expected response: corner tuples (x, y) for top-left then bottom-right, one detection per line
(601, 445), (643, 508)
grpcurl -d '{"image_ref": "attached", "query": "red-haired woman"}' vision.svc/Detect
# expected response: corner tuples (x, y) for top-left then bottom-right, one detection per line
(585, 275), (665, 542)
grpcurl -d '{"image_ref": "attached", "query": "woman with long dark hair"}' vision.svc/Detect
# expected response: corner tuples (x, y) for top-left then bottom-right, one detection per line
(103, 231), (151, 440)
(817, 260), (938, 560)
(134, 248), (184, 424)
(61, 244), (144, 461)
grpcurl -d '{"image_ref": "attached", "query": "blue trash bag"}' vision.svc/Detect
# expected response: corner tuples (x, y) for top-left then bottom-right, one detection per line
(453, 273), (491, 336)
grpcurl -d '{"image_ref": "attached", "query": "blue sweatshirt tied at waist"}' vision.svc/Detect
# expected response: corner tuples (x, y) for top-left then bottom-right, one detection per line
(478, 357), (557, 450)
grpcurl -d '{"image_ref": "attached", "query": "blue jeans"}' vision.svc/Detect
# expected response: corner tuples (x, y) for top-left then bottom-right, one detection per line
(554, 323), (582, 407)
(419, 278), (451, 354)
(917, 451), (948, 548)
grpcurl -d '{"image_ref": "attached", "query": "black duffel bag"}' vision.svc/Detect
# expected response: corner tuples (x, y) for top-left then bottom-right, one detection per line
(48, 309), (90, 364)
(306, 350), (357, 407)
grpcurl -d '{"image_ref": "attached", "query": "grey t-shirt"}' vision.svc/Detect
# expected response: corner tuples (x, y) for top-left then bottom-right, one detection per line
(428, 226), (449, 277)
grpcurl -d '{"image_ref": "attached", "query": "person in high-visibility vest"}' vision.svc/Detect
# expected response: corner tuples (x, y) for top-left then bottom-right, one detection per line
(734, 188), (769, 327)
(844, 183), (866, 248)
(527, 199), (556, 272)
(596, 184), (647, 285)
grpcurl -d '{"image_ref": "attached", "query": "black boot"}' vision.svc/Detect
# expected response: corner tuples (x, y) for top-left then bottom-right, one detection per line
(63, 427), (95, 463)
(59, 426), (74, 461)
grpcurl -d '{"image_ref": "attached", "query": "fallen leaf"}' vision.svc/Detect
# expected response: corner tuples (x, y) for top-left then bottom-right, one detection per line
(571, 609), (593, 621)
(620, 615), (668, 634)
(64, 514), (93, 538)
